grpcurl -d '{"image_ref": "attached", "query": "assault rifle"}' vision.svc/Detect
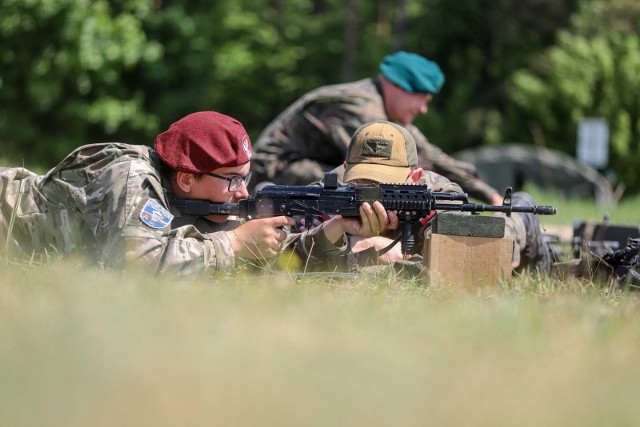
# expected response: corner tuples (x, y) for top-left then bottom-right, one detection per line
(171, 173), (557, 254)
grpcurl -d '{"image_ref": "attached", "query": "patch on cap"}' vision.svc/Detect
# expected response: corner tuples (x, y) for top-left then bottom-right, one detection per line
(343, 120), (418, 184)
(140, 198), (174, 229)
(362, 137), (392, 159)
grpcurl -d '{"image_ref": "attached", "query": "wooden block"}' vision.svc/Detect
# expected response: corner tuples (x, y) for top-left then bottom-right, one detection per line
(423, 234), (513, 286)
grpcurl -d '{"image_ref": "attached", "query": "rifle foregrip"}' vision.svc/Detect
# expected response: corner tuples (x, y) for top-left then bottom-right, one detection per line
(401, 221), (415, 254)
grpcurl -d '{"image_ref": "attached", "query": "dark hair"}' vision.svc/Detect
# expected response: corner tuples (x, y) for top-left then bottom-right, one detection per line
(158, 157), (175, 180)
(159, 160), (204, 182)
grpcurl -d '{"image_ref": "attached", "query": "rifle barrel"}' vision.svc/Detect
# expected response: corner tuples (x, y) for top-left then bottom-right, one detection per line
(434, 203), (557, 215)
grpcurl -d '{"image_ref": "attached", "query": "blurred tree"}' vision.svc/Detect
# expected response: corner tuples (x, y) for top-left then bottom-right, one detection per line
(0, 0), (162, 163)
(509, 0), (640, 193)
(406, 0), (579, 153)
(340, 0), (360, 80)
(139, 0), (353, 139)
(2, 0), (638, 198)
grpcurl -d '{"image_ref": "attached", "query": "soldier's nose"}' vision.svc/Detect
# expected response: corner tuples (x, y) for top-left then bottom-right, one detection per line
(235, 182), (250, 199)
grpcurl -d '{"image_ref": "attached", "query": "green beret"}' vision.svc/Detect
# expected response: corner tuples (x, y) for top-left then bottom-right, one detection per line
(379, 51), (445, 94)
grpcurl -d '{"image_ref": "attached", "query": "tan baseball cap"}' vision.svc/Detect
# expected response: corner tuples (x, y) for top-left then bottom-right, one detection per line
(343, 120), (418, 183)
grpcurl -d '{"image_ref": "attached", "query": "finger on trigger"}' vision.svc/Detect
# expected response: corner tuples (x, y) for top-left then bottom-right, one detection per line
(268, 216), (290, 227)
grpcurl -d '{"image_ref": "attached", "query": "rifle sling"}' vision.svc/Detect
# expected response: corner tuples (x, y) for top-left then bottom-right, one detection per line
(352, 234), (403, 267)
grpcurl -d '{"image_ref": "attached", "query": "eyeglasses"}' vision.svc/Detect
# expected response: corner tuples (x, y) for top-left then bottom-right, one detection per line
(204, 171), (252, 192)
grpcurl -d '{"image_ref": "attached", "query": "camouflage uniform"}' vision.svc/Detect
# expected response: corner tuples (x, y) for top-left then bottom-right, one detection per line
(170, 210), (351, 272)
(506, 192), (553, 274)
(252, 77), (498, 203)
(0, 143), (344, 274)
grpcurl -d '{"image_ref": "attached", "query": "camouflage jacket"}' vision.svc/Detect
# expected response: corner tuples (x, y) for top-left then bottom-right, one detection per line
(252, 77), (498, 203)
(170, 211), (352, 272)
(0, 143), (345, 274)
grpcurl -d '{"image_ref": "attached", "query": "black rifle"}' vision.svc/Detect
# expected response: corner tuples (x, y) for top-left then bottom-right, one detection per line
(601, 237), (640, 289)
(559, 216), (640, 287)
(171, 174), (557, 254)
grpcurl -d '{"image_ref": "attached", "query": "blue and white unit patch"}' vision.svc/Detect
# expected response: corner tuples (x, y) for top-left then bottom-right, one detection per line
(140, 198), (174, 229)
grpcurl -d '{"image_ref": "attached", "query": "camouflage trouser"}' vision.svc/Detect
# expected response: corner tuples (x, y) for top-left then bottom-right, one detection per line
(504, 192), (552, 275)
(504, 214), (527, 269)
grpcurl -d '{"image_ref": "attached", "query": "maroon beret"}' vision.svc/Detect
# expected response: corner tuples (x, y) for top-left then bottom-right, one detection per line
(154, 111), (252, 173)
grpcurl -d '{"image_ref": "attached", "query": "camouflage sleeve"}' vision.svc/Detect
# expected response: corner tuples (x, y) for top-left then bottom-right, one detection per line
(95, 157), (238, 275)
(292, 221), (347, 256)
(420, 171), (464, 193)
(417, 172), (468, 218)
(121, 213), (237, 275)
(503, 214), (527, 270)
(252, 98), (370, 185)
(303, 98), (371, 158)
(120, 204), (238, 276)
(280, 220), (352, 271)
(406, 125), (499, 203)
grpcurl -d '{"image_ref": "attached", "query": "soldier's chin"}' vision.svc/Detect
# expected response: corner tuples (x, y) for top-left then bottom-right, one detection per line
(207, 214), (230, 223)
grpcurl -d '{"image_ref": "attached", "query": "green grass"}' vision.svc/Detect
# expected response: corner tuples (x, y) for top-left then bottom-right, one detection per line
(2, 261), (640, 426)
(1, 191), (639, 426)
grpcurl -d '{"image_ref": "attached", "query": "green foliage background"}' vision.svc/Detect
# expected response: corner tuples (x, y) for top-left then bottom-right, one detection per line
(1, 0), (639, 194)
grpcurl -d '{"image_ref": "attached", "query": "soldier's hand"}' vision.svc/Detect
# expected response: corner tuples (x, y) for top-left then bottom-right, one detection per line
(229, 216), (295, 259)
(347, 201), (399, 236)
(322, 202), (399, 244)
(490, 193), (504, 206)
(351, 236), (405, 264)
(298, 216), (324, 232)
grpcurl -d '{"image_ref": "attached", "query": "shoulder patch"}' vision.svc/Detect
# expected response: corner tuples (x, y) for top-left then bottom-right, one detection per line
(140, 198), (174, 229)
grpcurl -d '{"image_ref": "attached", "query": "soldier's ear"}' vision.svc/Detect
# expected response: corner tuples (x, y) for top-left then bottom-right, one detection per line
(174, 171), (195, 193)
(406, 168), (423, 184)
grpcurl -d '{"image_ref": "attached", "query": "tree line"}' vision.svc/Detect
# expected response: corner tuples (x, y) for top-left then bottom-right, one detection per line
(1, 0), (638, 195)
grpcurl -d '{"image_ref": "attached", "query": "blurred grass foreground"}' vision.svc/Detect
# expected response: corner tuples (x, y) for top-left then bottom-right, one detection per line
(2, 259), (640, 427)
